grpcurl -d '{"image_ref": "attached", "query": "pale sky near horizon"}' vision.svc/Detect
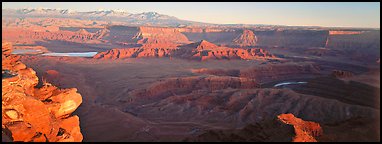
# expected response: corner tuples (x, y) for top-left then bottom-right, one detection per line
(2, 2), (380, 28)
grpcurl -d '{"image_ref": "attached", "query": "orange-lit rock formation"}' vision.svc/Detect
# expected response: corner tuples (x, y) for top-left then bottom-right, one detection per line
(177, 40), (275, 60)
(2, 42), (83, 142)
(2, 27), (98, 44)
(232, 29), (258, 46)
(329, 31), (364, 35)
(94, 25), (190, 46)
(137, 26), (190, 44)
(94, 40), (275, 61)
(331, 70), (354, 78)
(277, 113), (323, 142)
(93, 47), (175, 59)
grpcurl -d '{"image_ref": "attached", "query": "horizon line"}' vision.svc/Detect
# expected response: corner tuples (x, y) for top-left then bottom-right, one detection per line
(2, 8), (380, 29)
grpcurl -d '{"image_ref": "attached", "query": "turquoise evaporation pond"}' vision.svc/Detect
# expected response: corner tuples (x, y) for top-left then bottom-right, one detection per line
(11, 49), (98, 57)
(41, 52), (98, 57)
(11, 49), (42, 54)
(274, 81), (307, 87)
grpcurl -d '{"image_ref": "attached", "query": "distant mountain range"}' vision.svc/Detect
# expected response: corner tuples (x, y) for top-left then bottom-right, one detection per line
(2, 8), (380, 30)
(2, 8), (210, 27)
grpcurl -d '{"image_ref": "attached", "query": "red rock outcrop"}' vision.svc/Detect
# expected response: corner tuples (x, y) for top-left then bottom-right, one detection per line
(2, 28), (98, 44)
(75, 28), (92, 37)
(137, 26), (190, 44)
(329, 31), (364, 35)
(93, 47), (175, 59)
(181, 29), (239, 45)
(190, 40), (219, 50)
(122, 85), (376, 132)
(95, 25), (190, 46)
(139, 39), (180, 49)
(331, 70), (354, 78)
(277, 113), (323, 142)
(176, 40), (275, 60)
(191, 68), (240, 77)
(42, 70), (61, 85)
(45, 70), (60, 77)
(187, 113), (378, 142)
(2, 42), (83, 142)
(94, 40), (276, 61)
(4, 17), (379, 52)
(178, 40), (276, 60)
(190, 63), (321, 83)
(181, 29), (330, 48)
(185, 113), (322, 142)
(232, 29), (258, 46)
(293, 76), (379, 109)
(178, 27), (232, 33)
(239, 63), (321, 83)
(128, 76), (260, 104)
(183, 119), (295, 142)
(325, 31), (380, 62)
(94, 28), (110, 40)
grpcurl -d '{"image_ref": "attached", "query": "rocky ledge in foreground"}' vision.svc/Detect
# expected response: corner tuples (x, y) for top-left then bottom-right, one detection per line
(2, 42), (83, 142)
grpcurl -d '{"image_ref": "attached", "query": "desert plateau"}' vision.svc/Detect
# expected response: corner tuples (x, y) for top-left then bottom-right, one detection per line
(2, 2), (380, 142)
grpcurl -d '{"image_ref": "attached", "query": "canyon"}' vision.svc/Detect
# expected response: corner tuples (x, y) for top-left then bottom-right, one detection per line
(2, 8), (380, 142)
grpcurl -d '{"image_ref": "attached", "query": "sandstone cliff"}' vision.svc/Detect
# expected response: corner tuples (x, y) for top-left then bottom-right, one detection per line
(2, 42), (83, 142)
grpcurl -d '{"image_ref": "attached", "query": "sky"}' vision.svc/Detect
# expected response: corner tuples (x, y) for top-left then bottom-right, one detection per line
(2, 2), (380, 28)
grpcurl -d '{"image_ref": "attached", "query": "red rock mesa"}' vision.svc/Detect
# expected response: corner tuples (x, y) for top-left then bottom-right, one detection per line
(94, 40), (276, 61)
